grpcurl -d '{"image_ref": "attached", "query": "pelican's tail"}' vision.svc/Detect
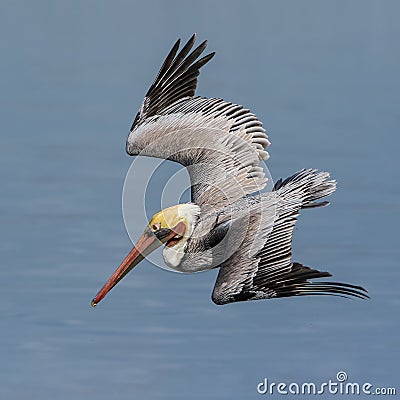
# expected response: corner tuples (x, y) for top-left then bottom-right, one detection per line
(273, 168), (336, 209)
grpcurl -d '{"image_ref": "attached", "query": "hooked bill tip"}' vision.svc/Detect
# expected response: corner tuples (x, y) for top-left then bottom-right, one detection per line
(91, 299), (97, 308)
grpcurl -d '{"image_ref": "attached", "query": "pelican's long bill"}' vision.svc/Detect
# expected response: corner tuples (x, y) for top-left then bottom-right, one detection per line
(91, 225), (182, 307)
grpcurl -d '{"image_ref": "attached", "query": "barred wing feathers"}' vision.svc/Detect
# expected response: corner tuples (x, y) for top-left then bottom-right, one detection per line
(211, 170), (369, 305)
(126, 35), (270, 210)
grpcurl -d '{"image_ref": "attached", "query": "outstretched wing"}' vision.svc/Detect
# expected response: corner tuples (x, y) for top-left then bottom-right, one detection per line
(129, 34), (215, 131)
(126, 35), (270, 210)
(211, 169), (369, 305)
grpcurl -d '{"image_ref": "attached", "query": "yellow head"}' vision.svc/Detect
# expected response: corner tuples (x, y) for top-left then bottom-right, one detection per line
(148, 203), (200, 237)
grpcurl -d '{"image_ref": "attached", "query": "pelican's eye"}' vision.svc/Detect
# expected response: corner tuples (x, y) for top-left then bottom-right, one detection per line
(152, 222), (161, 231)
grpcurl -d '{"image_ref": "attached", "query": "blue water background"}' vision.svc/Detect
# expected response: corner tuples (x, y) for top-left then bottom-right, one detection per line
(0, 1), (399, 399)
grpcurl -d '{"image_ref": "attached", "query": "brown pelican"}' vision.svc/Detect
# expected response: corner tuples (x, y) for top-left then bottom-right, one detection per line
(91, 34), (367, 306)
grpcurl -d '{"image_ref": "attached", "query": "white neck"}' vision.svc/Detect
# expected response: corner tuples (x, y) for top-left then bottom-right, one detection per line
(162, 203), (200, 269)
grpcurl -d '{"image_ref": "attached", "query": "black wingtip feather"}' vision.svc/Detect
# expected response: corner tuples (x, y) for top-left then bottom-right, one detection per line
(302, 200), (330, 209)
(131, 34), (214, 131)
(158, 35), (198, 84)
(151, 38), (181, 88)
(275, 279), (369, 300)
(266, 262), (369, 300)
(166, 40), (209, 84)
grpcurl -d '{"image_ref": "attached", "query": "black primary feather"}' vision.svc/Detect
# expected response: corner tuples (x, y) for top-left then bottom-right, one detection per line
(130, 34), (215, 131)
